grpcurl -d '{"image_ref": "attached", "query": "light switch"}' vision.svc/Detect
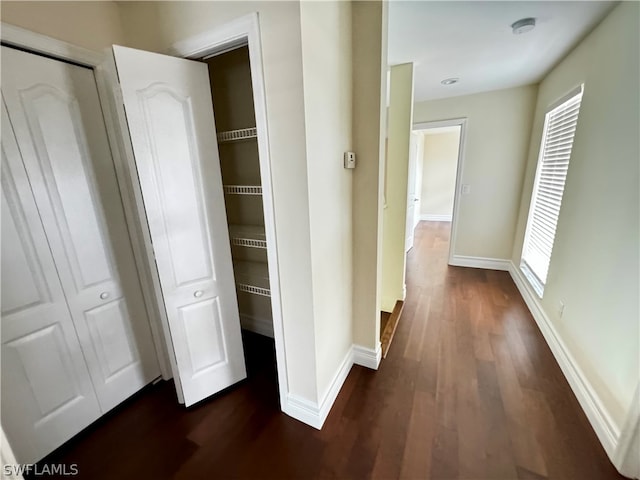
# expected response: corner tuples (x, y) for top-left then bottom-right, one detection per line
(344, 151), (356, 169)
(462, 184), (471, 195)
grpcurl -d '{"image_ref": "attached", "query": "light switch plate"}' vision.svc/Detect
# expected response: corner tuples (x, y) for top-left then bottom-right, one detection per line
(344, 151), (356, 169)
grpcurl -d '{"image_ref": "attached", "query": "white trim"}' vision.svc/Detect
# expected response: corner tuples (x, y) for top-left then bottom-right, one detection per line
(546, 83), (584, 113)
(283, 347), (353, 430)
(239, 314), (274, 338)
(1, 22), (103, 67)
(508, 261), (620, 459)
(0, 23), (173, 380)
(412, 118), (467, 267)
(449, 255), (511, 271)
(284, 394), (323, 430)
(420, 214), (452, 222)
(614, 384), (640, 479)
(318, 347), (354, 427)
(353, 343), (382, 370)
(169, 13), (290, 421)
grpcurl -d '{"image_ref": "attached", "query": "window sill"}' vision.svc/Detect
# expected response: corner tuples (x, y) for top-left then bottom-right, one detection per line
(520, 262), (545, 298)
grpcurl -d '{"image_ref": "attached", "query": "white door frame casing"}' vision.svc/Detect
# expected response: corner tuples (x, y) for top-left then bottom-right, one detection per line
(167, 13), (289, 414)
(412, 118), (467, 266)
(0, 23), (173, 381)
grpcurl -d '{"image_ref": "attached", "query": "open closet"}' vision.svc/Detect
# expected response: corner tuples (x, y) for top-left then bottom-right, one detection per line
(2, 19), (284, 464)
(204, 46), (274, 340)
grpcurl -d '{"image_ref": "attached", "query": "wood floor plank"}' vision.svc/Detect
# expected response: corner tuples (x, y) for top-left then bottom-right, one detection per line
(398, 391), (436, 479)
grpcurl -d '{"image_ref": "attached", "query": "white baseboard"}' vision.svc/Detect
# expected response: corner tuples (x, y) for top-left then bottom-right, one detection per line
(283, 346), (354, 430)
(420, 214), (452, 222)
(317, 347), (354, 427)
(508, 261), (621, 461)
(449, 255), (511, 271)
(240, 313), (273, 338)
(614, 385), (640, 479)
(282, 343), (382, 429)
(284, 393), (323, 429)
(353, 343), (382, 370)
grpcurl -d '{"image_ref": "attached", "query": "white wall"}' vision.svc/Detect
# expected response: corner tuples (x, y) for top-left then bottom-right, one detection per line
(512, 0), (639, 443)
(413, 85), (538, 260)
(299, 0), (353, 400)
(351, 0), (387, 352)
(420, 130), (460, 218)
(381, 63), (413, 313)
(1, 1), (126, 50)
(115, 1), (320, 404)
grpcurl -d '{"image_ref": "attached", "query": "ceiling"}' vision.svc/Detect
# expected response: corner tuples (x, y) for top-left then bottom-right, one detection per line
(388, 1), (617, 102)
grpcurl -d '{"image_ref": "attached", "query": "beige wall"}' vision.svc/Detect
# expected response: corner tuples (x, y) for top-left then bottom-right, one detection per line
(381, 63), (413, 313)
(115, 1), (320, 403)
(1, 1), (125, 50)
(351, 0), (387, 351)
(420, 130), (460, 218)
(300, 0), (353, 399)
(513, 1), (639, 430)
(414, 85), (537, 260)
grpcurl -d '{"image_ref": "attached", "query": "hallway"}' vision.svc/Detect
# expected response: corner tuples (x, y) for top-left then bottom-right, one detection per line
(32, 222), (622, 479)
(395, 221), (621, 479)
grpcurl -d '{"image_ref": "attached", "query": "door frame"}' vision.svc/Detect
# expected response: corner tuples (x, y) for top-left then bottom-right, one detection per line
(0, 23), (173, 380)
(167, 13), (289, 412)
(412, 118), (468, 266)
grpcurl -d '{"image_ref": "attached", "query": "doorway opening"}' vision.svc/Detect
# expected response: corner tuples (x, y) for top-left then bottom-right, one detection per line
(199, 45), (279, 401)
(169, 13), (290, 417)
(408, 119), (466, 267)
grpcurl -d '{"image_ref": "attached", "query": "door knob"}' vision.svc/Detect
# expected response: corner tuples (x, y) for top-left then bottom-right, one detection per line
(193, 290), (204, 298)
(99, 292), (110, 300)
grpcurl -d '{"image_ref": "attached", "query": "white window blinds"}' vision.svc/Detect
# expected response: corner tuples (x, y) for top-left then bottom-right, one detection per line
(521, 86), (583, 295)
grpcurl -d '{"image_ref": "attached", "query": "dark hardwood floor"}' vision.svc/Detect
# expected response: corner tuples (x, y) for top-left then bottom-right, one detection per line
(32, 221), (622, 479)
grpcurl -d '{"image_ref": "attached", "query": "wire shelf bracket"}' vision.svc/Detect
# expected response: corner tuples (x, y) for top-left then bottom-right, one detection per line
(217, 127), (257, 143)
(223, 185), (262, 195)
(237, 283), (271, 297)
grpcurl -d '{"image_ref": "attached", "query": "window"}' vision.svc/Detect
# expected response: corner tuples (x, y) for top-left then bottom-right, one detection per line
(521, 85), (584, 296)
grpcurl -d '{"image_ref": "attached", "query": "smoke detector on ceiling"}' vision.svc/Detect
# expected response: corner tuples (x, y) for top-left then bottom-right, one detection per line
(511, 17), (536, 35)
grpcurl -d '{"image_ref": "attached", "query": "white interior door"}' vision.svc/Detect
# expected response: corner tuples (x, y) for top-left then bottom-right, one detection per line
(1, 101), (102, 464)
(1, 46), (161, 414)
(405, 133), (420, 252)
(113, 46), (246, 406)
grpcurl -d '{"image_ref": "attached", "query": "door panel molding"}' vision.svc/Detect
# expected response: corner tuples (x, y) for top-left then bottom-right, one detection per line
(2, 46), (161, 417)
(1, 101), (102, 464)
(114, 45), (247, 407)
(0, 22), (173, 382)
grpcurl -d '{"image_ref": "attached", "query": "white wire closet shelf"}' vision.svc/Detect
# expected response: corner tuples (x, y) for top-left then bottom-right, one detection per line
(229, 224), (267, 249)
(223, 185), (262, 195)
(217, 127), (257, 143)
(234, 261), (270, 297)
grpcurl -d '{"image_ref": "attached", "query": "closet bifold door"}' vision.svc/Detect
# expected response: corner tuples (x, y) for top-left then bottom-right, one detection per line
(1, 47), (161, 417)
(112, 45), (247, 407)
(0, 100), (102, 464)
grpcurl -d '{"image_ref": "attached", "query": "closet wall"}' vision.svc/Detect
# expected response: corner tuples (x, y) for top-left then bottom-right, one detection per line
(205, 47), (274, 338)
